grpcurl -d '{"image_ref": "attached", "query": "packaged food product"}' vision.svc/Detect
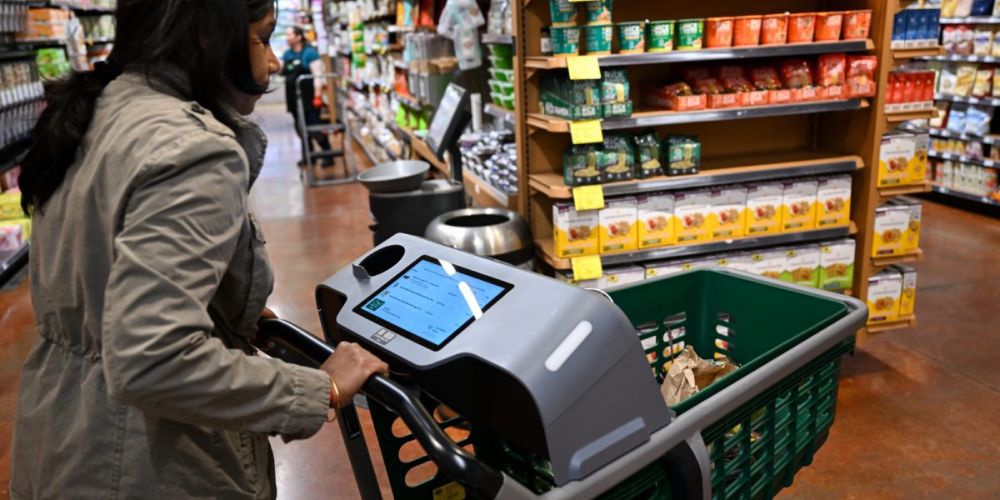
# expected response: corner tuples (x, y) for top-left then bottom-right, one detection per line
(780, 245), (821, 288)
(645, 82), (706, 111)
(942, 26), (959, 53)
(912, 134), (929, 184)
(956, 25), (974, 55)
(788, 13), (816, 43)
(867, 269), (903, 323)
(600, 68), (633, 117)
(892, 10), (910, 49)
(719, 65), (768, 105)
(676, 19), (704, 50)
(0, 224), (23, 252)
(750, 248), (786, 280)
(733, 15), (762, 46)
(664, 135), (701, 176)
(878, 133), (916, 187)
(548, 0), (578, 27)
(633, 131), (663, 179)
(894, 264), (918, 317)
(724, 252), (755, 273)
(584, 24), (614, 55)
(872, 204), (910, 257)
(992, 28), (1000, 57)
(781, 59), (814, 89)
(600, 135), (635, 182)
(647, 21), (676, 53)
(781, 178), (818, 232)
(550, 26), (582, 56)
(541, 75), (601, 120)
(816, 53), (846, 87)
(636, 192), (676, 248)
(842, 10), (872, 40)
(993, 70), (1000, 96)
(973, 68), (994, 97)
(0, 191), (24, 219)
(599, 196), (638, 253)
(942, 0), (959, 18)
(965, 106), (991, 136)
(816, 175), (852, 228)
(972, 0), (994, 15)
(563, 145), (602, 186)
(708, 186), (747, 240)
(974, 28), (993, 55)
(846, 55), (877, 97)
(705, 17), (734, 48)
(673, 190), (712, 244)
(553, 202), (600, 258)
(946, 107), (966, 132)
(814, 12), (843, 41)
(645, 260), (686, 280)
(745, 182), (783, 235)
(600, 266), (645, 289)
(892, 197), (923, 254)
(819, 239), (856, 291)
(585, 0), (613, 25)
(617, 22), (645, 54)
(761, 13), (788, 45)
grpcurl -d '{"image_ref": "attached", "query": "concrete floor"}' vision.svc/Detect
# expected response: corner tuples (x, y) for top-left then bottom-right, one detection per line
(1, 101), (999, 499)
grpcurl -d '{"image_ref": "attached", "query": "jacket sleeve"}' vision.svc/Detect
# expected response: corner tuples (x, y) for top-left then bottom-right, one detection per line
(100, 134), (330, 439)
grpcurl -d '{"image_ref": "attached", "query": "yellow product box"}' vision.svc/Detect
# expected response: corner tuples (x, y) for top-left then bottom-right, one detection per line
(816, 175), (852, 228)
(635, 192), (676, 249)
(894, 264), (918, 317)
(749, 248), (786, 281)
(673, 190), (713, 244)
(872, 205), (910, 257)
(708, 186), (747, 240)
(644, 261), (686, 280)
(553, 202), (600, 258)
(891, 197), (922, 254)
(599, 197), (638, 253)
(910, 133), (929, 184)
(600, 266), (646, 289)
(781, 179), (818, 232)
(0, 191), (25, 220)
(867, 269), (903, 323)
(878, 133), (915, 187)
(745, 182), (783, 236)
(779, 245), (821, 288)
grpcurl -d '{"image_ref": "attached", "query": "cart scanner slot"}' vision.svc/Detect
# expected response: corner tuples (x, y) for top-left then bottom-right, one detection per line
(316, 234), (672, 485)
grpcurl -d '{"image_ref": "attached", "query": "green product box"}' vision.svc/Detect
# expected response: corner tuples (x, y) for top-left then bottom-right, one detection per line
(540, 75), (602, 120)
(779, 245), (821, 288)
(819, 239), (857, 291)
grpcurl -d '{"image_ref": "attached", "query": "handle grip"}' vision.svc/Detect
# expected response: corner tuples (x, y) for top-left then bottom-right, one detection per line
(253, 319), (504, 499)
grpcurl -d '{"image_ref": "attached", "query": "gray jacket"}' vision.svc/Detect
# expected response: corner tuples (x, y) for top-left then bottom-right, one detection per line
(10, 69), (332, 499)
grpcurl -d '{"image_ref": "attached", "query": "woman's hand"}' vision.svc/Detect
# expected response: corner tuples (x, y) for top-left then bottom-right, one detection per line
(319, 342), (389, 408)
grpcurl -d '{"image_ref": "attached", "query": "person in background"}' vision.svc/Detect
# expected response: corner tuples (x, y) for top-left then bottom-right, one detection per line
(282, 25), (333, 168)
(10, 1), (388, 498)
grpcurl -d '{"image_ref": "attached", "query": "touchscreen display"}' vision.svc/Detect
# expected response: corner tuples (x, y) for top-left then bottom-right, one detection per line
(355, 256), (513, 349)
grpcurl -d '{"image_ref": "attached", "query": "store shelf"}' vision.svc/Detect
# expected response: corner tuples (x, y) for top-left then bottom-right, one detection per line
(0, 243), (29, 288)
(871, 249), (924, 269)
(885, 108), (935, 123)
(918, 53), (1000, 63)
(12, 39), (65, 49)
(399, 127), (449, 174)
(463, 168), (511, 209)
(878, 180), (931, 200)
(892, 46), (942, 60)
(941, 16), (1000, 25)
(935, 94), (1000, 107)
(930, 184), (1000, 207)
(928, 151), (1000, 169)
(352, 135), (389, 166)
(525, 40), (873, 70)
(528, 99), (868, 132)
(866, 314), (917, 333)
(482, 34), (514, 45)
(530, 152), (862, 199)
(0, 50), (37, 61)
(538, 223), (856, 270)
(927, 127), (1000, 145)
(0, 95), (44, 113)
(484, 103), (516, 126)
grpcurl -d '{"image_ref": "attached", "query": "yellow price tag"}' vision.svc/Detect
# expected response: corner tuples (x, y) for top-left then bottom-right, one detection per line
(572, 255), (603, 282)
(569, 119), (603, 145)
(567, 55), (601, 80)
(573, 184), (605, 211)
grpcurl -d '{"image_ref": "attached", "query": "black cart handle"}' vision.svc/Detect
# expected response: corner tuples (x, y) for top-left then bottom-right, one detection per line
(254, 319), (504, 499)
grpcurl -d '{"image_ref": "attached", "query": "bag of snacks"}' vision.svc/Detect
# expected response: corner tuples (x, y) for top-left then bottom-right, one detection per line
(633, 131), (664, 179)
(563, 145), (603, 186)
(974, 68), (993, 97)
(751, 66), (783, 90)
(846, 56), (878, 97)
(780, 59), (814, 89)
(955, 64), (977, 96)
(600, 135), (636, 182)
(645, 82), (707, 111)
(816, 53), (846, 87)
(600, 68), (633, 117)
(663, 135), (701, 176)
(718, 65), (753, 91)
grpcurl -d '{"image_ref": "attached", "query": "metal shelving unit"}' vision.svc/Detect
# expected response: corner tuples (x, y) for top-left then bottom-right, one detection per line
(940, 16), (1000, 25)
(927, 127), (1000, 145)
(930, 184), (1000, 208)
(928, 151), (1000, 169)
(0, 243), (29, 288)
(935, 94), (1000, 107)
(919, 53), (1000, 63)
(483, 103), (515, 126)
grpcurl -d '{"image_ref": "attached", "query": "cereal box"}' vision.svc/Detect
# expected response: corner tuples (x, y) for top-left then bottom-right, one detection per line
(600, 266), (646, 289)
(894, 264), (918, 317)
(599, 197), (638, 253)
(645, 260), (686, 280)
(781, 179), (818, 232)
(636, 192), (676, 249)
(867, 269), (903, 323)
(878, 133), (916, 187)
(673, 190), (713, 244)
(745, 183), (783, 236)
(910, 133), (929, 184)
(892, 197), (923, 254)
(749, 248), (786, 281)
(780, 245), (821, 288)
(819, 239), (856, 291)
(816, 175), (852, 228)
(708, 186), (747, 240)
(553, 202), (600, 258)
(872, 205), (910, 257)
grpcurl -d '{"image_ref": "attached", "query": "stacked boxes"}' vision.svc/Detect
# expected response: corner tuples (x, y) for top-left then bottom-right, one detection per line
(879, 132), (928, 187)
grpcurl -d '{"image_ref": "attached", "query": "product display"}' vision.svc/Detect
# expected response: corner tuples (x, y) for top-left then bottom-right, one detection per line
(868, 268), (904, 323)
(461, 131), (518, 195)
(885, 69), (935, 112)
(872, 198), (922, 258)
(891, 7), (942, 49)
(879, 132), (929, 187)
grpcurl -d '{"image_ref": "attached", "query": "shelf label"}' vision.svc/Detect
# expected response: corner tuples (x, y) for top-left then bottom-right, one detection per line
(571, 255), (603, 282)
(569, 119), (603, 145)
(573, 184), (605, 211)
(567, 56), (601, 80)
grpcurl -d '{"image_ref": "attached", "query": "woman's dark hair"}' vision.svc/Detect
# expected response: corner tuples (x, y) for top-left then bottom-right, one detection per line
(290, 26), (307, 43)
(20, 0), (276, 213)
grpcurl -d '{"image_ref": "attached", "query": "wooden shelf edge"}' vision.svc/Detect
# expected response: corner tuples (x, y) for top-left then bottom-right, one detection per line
(878, 180), (932, 199)
(885, 109), (935, 123)
(892, 46), (943, 60)
(865, 315), (918, 334)
(871, 249), (925, 269)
